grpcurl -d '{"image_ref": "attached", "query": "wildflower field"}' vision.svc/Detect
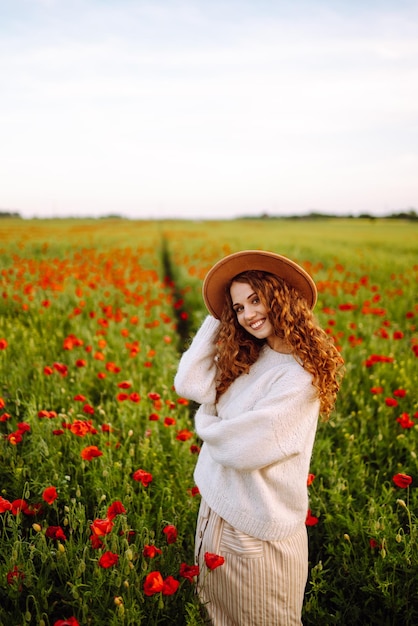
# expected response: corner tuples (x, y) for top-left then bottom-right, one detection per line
(0, 217), (417, 625)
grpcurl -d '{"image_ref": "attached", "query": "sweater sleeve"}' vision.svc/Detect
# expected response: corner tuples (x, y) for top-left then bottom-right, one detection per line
(174, 315), (220, 405)
(195, 374), (319, 471)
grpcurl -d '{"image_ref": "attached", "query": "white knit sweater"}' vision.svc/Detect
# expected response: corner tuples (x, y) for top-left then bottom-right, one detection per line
(174, 316), (320, 541)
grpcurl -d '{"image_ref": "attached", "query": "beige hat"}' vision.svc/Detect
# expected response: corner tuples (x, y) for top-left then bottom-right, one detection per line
(202, 250), (317, 319)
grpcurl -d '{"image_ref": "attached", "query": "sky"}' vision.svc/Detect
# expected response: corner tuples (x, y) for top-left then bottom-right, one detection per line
(1, 0), (418, 220)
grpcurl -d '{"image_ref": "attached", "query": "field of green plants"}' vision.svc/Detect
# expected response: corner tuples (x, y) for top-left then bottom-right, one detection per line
(0, 217), (417, 625)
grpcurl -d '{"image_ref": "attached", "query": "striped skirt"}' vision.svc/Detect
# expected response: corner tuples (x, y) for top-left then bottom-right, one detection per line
(195, 499), (308, 626)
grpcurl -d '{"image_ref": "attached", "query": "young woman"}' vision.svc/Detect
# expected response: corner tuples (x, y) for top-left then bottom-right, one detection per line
(174, 250), (343, 625)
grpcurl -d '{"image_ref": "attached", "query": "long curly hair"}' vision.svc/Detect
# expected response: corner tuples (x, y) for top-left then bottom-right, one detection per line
(214, 270), (344, 419)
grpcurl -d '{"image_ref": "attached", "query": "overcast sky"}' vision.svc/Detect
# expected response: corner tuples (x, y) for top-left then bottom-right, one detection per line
(1, 0), (417, 219)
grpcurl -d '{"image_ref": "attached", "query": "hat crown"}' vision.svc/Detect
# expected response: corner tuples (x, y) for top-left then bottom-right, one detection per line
(203, 250), (317, 319)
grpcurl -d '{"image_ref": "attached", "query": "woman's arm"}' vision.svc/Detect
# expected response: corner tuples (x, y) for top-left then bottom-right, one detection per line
(174, 316), (220, 405)
(195, 376), (319, 471)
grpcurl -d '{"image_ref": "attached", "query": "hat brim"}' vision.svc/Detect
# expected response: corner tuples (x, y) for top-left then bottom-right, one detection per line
(202, 250), (317, 319)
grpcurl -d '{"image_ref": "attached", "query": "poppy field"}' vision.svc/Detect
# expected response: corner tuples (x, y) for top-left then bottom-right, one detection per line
(0, 217), (417, 625)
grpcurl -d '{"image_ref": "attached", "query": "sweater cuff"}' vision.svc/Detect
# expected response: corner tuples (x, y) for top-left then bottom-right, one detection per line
(194, 315), (220, 341)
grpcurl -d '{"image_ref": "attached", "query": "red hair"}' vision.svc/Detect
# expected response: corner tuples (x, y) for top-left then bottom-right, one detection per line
(214, 270), (344, 419)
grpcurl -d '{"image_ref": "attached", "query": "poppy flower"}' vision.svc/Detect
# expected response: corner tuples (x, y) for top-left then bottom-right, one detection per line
(98, 551), (119, 569)
(117, 381), (132, 389)
(143, 571), (164, 596)
(107, 501), (126, 520)
(0, 496), (12, 513)
(54, 618), (80, 626)
(385, 398), (398, 407)
(90, 534), (103, 549)
(42, 486), (58, 505)
(162, 575), (180, 595)
(81, 446), (103, 461)
(396, 413), (415, 429)
(179, 562), (200, 582)
(0, 338), (8, 350)
(132, 469), (153, 487)
(305, 510), (319, 526)
(11, 499), (29, 515)
(143, 544), (162, 558)
(204, 552), (225, 570)
(82, 404), (95, 415)
(163, 524), (178, 544)
(7, 565), (25, 589)
(90, 518), (114, 536)
(176, 429), (193, 441)
(392, 473), (413, 488)
(307, 473), (316, 486)
(46, 526), (67, 541)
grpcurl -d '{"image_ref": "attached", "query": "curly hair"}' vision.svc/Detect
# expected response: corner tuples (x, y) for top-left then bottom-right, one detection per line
(214, 270), (344, 419)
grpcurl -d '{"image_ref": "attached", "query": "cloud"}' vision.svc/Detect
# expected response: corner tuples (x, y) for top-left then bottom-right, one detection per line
(0, 0), (417, 217)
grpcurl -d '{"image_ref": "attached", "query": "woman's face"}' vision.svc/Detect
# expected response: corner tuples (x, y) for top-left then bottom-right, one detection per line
(230, 280), (275, 343)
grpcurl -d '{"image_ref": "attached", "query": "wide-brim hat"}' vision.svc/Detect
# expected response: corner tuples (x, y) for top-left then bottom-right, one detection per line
(202, 249), (317, 319)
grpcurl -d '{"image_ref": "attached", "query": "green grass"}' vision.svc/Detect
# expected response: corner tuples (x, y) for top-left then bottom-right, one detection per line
(0, 217), (417, 625)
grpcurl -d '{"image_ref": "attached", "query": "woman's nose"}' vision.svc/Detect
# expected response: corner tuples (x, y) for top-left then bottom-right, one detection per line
(244, 307), (256, 320)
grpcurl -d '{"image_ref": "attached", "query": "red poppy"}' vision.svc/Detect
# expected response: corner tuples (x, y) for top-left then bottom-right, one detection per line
(53, 362), (68, 377)
(82, 404), (95, 415)
(98, 551), (119, 569)
(73, 394), (87, 402)
(132, 469), (153, 487)
(162, 575), (180, 596)
(370, 386), (384, 395)
(393, 389), (406, 398)
(0, 412), (11, 422)
(117, 381), (132, 389)
(54, 617), (80, 626)
(163, 524), (178, 544)
(107, 501), (126, 520)
(7, 431), (23, 445)
(179, 562), (200, 582)
(164, 417), (176, 427)
(147, 392), (161, 401)
(70, 419), (96, 437)
(0, 397), (5, 410)
(143, 544), (162, 558)
(0, 338), (8, 350)
(305, 509), (319, 526)
(11, 499), (29, 515)
(176, 429), (193, 441)
(396, 413), (415, 429)
(90, 518), (114, 536)
(81, 446), (103, 461)
(7, 565), (25, 589)
(385, 398), (398, 407)
(129, 392), (141, 403)
(143, 571), (164, 596)
(46, 526), (67, 541)
(149, 413), (160, 421)
(307, 473), (316, 486)
(75, 359), (87, 368)
(204, 552), (225, 570)
(0, 496), (12, 513)
(42, 486), (58, 505)
(392, 473), (413, 488)
(90, 534), (104, 549)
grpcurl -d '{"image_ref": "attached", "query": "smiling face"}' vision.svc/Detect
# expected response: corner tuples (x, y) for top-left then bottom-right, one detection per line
(230, 280), (276, 343)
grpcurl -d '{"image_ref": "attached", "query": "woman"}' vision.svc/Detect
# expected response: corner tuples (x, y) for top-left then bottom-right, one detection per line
(174, 250), (343, 625)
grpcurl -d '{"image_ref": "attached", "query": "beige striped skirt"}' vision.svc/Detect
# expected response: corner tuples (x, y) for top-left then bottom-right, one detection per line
(195, 499), (308, 626)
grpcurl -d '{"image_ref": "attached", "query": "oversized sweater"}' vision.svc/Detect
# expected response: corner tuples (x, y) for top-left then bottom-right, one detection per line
(174, 315), (320, 541)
